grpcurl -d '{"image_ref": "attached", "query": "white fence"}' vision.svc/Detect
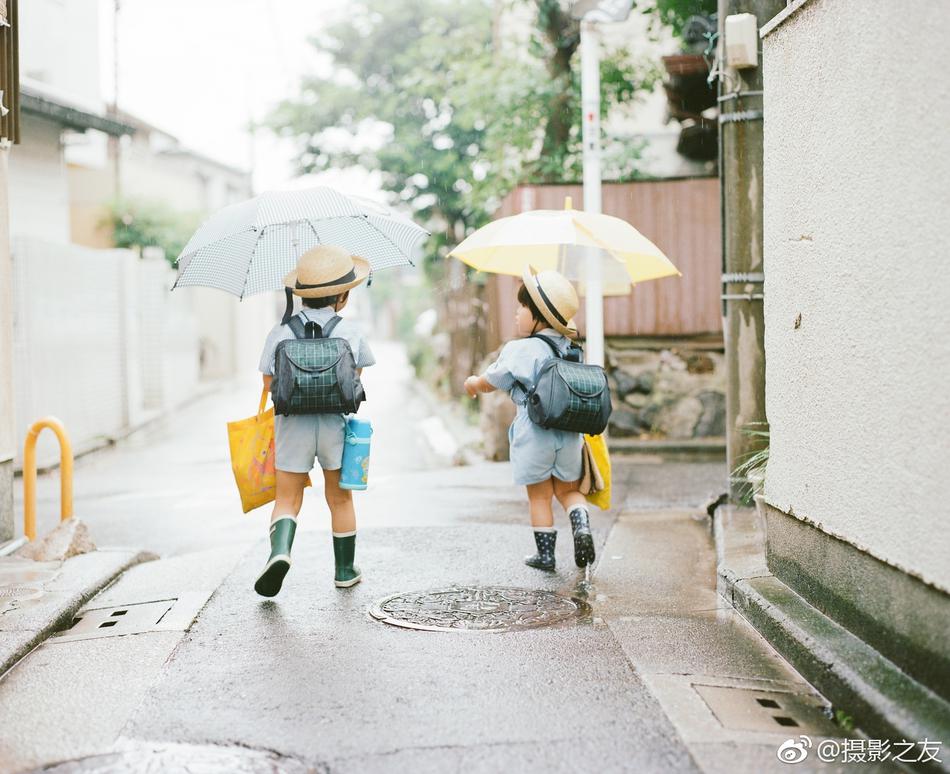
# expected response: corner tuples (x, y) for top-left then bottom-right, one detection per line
(9, 237), (274, 469)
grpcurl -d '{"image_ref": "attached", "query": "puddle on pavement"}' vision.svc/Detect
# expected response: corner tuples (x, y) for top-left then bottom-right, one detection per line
(0, 559), (62, 613)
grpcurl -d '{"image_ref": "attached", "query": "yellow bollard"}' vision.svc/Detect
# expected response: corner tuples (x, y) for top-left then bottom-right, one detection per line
(23, 417), (74, 541)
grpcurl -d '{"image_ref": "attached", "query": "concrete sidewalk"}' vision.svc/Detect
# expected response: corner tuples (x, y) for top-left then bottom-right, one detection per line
(0, 464), (895, 772)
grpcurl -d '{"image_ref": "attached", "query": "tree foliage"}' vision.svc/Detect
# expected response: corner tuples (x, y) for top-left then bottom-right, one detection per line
(632, 0), (717, 38)
(268, 0), (658, 271)
(105, 199), (199, 266)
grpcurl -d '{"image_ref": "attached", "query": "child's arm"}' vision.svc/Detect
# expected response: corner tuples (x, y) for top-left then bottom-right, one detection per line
(464, 374), (496, 399)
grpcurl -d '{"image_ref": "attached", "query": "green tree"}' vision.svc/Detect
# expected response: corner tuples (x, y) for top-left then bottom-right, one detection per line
(633, 0), (717, 38)
(268, 0), (657, 265)
(104, 199), (199, 267)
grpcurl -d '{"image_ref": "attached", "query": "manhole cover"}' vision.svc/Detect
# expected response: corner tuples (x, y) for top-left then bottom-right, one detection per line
(370, 585), (589, 632)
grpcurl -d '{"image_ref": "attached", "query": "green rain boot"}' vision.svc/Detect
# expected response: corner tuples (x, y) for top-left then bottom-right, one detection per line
(254, 515), (297, 597)
(332, 531), (362, 588)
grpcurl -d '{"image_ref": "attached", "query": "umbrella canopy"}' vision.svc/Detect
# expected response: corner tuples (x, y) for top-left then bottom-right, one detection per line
(173, 187), (429, 298)
(448, 198), (680, 295)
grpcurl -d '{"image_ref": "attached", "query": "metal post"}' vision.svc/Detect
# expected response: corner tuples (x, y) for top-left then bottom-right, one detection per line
(581, 19), (604, 367)
(719, 0), (785, 500)
(23, 417), (74, 541)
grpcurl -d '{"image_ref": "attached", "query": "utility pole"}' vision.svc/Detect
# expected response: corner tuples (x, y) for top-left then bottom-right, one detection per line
(110, 0), (121, 200)
(580, 18), (604, 367)
(718, 0), (785, 499)
(574, 0), (633, 368)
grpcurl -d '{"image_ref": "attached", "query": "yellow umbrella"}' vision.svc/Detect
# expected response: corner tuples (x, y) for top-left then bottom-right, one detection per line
(448, 197), (681, 295)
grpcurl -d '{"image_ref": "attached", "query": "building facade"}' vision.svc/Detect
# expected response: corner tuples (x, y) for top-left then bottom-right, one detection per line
(760, 0), (950, 731)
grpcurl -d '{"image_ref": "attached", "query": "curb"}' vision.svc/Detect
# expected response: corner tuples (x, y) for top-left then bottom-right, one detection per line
(0, 548), (156, 678)
(714, 505), (950, 773)
(608, 438), (726, 461)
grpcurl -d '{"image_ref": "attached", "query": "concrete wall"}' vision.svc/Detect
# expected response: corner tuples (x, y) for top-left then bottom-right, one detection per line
(761, 0), (950, 592)
(10, 238), (203, 470)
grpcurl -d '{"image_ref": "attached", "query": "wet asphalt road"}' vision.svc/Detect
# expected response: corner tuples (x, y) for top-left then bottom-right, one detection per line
(3, 342), (774, 774)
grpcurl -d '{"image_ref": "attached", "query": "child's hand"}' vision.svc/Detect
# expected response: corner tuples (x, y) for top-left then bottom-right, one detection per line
(464, 376), (480, 399)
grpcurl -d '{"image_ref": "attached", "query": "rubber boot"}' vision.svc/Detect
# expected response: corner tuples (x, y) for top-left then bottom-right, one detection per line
(254, 515), (297, 597)
(569, 506), (596, 568)
(524, 528), (557, 571)
(333, 531), (362, 588)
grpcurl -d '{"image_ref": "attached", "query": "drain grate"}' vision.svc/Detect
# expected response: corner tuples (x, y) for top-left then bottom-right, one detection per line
(693, 684), (838, 735)
(370, 586), (590, 632)
(53, 593), (207, 642)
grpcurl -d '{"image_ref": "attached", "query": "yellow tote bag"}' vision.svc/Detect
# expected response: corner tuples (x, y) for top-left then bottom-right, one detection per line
(227, 388), (309, 513)
(583, 433), (612, 510)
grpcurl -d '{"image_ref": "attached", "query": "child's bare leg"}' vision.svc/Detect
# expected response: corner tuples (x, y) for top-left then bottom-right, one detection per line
(553, 477), (586, 512)
(526, 479), (555, 528)
(272, 471), (308, 521)
(324, 468), (361, 587)
(323, 468), (355, 533)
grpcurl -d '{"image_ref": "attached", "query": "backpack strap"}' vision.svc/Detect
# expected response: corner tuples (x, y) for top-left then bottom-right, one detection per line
(321, 315), (342, 339)
(531, 333), (563, 359)
(287, 315), (307, 339)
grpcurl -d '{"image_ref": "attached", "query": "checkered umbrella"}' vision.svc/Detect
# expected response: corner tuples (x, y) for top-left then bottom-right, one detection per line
(172, 187), (429, 298)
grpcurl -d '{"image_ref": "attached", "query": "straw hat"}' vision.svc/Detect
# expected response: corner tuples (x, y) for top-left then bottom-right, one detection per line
(283, 245), (370, 298)
(522, 264), (579, 338)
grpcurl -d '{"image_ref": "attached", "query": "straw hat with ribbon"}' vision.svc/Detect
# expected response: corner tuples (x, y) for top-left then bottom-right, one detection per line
(280, 245), (370, 324)
(522, 264), (579, 338)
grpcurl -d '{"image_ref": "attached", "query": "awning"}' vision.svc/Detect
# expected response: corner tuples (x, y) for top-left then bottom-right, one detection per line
(20, 84), (136, 137)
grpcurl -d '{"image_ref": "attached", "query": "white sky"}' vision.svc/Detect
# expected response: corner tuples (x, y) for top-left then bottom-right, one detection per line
(98, 0), (382, 196)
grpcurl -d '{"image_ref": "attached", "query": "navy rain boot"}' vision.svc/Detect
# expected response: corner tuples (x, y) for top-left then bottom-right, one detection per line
(568, 506), (596, 568)
(524, 528), (557, 571)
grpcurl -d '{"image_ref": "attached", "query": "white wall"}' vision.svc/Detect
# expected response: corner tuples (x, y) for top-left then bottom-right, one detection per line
(762, 0), (950, 592)
(7, 115), (71, 243)
(18, 0), (102, 112)
(11, 238), (201, 469)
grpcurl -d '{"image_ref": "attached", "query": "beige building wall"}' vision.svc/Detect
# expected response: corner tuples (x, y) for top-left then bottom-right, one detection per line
(761, 0), (950, 591)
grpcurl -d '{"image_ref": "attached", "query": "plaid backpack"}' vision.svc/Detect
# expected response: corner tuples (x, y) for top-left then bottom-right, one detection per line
(272, 315), (365, 416)
(522, 334), (612, 435)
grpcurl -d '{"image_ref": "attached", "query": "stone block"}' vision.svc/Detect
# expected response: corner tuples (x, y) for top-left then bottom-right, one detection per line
(695, 391), (726, 437)
(18, 519), (96, 562)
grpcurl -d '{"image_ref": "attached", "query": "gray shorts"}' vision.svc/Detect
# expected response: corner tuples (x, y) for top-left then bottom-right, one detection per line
(274, 414), (346, 473)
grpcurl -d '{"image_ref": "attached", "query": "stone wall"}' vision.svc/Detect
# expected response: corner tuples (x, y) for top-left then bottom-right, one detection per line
(607, 343), (726, 440)
(478, 338), (726, 460)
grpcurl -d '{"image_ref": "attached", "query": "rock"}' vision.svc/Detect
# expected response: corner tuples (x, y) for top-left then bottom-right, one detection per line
(18, 518), (96, 562)
(686, 353), (715, 374)
(608, 407), (648, 437)
(656, 396), (704, 439)
(694, 390), (727, 437)
(634, 372), (655, 395)
(479, 389), (516, 461)
(659, 349), (688, 371)
(637, 402), (663, 432)
(611, 369), (640, 399)
(624, 392), (650, 408)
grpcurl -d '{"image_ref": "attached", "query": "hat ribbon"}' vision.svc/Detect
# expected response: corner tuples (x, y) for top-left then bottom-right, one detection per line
(533, 277), (568, 327)
(296, 268), (356, 289)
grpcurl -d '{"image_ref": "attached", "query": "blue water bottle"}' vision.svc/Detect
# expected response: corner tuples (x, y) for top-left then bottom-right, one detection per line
(339, 417), (372, 491)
